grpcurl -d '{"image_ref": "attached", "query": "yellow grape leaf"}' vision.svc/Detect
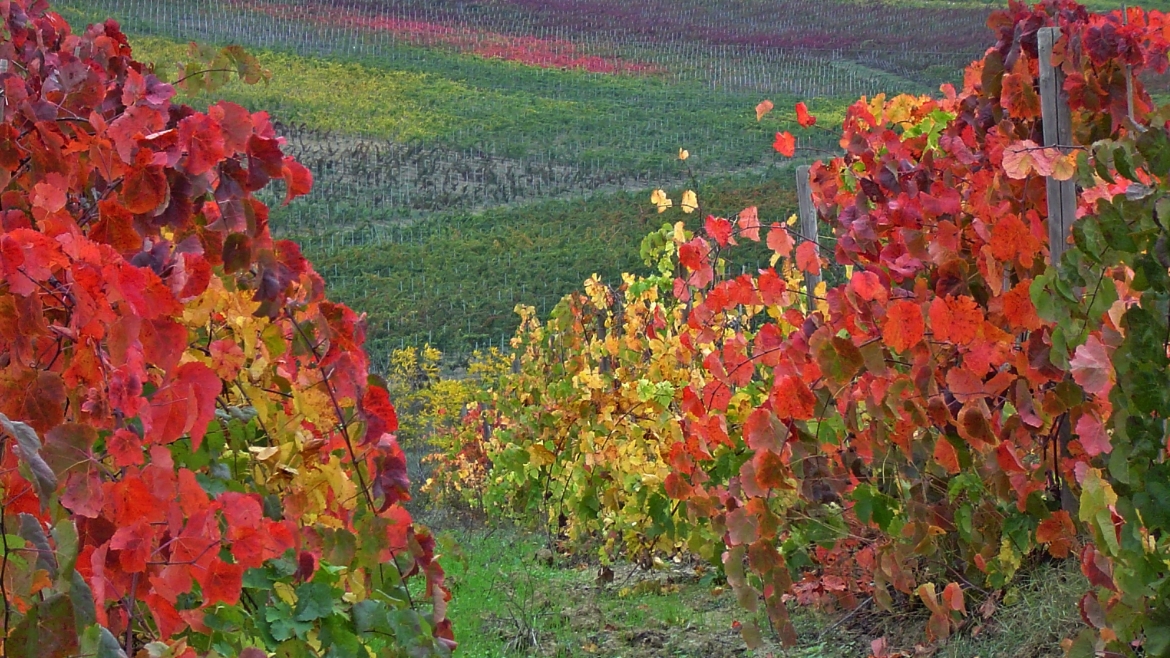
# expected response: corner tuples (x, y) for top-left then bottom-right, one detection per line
(274, 581), (297, 605)
(885, 94), (924, 125)
(681, 190), (698, 214)
(867, 93), (887, 123)
(249, 445), (280, 461)
(814, 280), (828, 315)
(678, 148), (689, 161)
(529, 444), (556, 466)
(650, 189), (673, 213)
(1050, 151), (1077, 181)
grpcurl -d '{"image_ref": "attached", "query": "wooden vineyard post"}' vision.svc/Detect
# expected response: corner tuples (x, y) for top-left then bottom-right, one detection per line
(1039, 26), (1080, 515)
(796, 164), (821, 304)
(1038, 26), (1076, 265)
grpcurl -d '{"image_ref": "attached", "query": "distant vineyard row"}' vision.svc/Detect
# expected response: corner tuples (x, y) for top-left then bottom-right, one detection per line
(59, 0), (969, 95)
(291, 171), (803, 366)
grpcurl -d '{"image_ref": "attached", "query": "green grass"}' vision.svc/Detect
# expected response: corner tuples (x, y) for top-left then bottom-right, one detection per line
(433, 522), (1086, 658)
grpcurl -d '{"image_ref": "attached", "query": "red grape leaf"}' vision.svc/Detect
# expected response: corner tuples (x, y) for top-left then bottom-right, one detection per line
(848, 270), (886, 303)
(179, 114), (226, 176)
(108, 429), (144, 468)
(109, 517), (153, 573)
(946, 367), (986, 403)
(107, 473), (167, 526)
(995, 442), (1026, 474)
(743, 408), (788, 453)
(362, 383), (399, 444)
(704, 215), (734, 247)
(200, 558), (244, 607)
(1079, 592), (1107, 629)
(1075, 411), (1111, 456)
(988, 213), (1039, 268)
(664, 472), (693, 500)
(943, 582), (965, 613)
(773, 131), (795, 157)
(122, 152), (169, 215)
(757, 269), (786, 306)
(1080, 545), (1116, 591)
(281, 156), (313, 205)
(795, 102), (817, 128)
(753, 449), (787, 490)
(21, 371), (66, 435)
(208, 101), (254, 153)
(1069, 335), (1115, 398)
(795, 241), (820, 275)
(726, 507), (759, 545)
(1001, 70), (1041, 119)
(62, 467), (105, 518)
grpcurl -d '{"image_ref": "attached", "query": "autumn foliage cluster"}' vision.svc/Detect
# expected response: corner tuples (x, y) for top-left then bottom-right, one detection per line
(430, 1), (1170, 654)
(0, 2), (451, 657)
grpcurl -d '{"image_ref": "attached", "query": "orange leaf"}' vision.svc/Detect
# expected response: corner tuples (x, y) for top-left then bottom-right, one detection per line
(771, 375), (816, 420)
(1001, 69), (1041, 119)
(756, 99), (774, 121)
(943, 582), (965, 614)
(1001, 280), (1041, 331)
(882, 300), (924, 352)
(795, 102), (817, 128)
(773, 131), (795, 157)
(737, 207), (761, 241)
(929, 295), (982, 345)
(995, 442), (1026, 474)
(664, 472), (693, 500)
(848, 270), (887, 303)
(988, 214), (1040, 269)
(1036, 510), (1076, 558)
(933, 437), (960, 474)
(767, 222), (794, 258)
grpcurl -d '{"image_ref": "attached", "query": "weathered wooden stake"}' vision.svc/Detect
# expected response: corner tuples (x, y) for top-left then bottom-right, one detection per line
(795, 164), (821, 304)
(1038, 26), (1077, 266)
(1039, 26), (1080, 516)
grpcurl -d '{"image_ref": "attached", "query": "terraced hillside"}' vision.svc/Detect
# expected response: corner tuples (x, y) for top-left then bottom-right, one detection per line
(53, 0), (1021, 366)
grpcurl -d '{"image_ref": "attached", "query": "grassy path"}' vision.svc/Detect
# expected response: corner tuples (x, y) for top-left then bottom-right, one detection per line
(435, 523), (1087, 658)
